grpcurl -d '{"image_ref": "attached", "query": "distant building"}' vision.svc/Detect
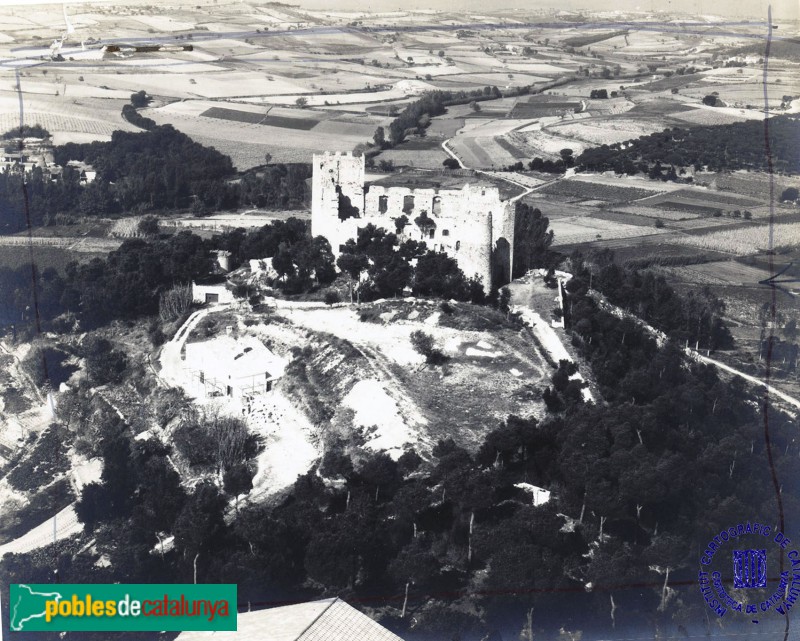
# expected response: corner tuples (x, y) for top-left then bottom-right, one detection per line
(175, 597), (404, 641)
(183, 335), (286, 400)
(312, 151), (516, 290)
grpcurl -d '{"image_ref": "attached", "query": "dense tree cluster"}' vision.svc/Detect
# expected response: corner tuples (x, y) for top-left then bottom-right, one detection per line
(577, 250), (733, 355)
(211, 217), (336, 294)
(335, 223), (485, 303)
(0, 124), (311, 231)
(387, 87), (502, 146)
(512, 202), (555, 277)
(577, 116), (800, 175)
(1, 124), (50, 140)
(235, 164), (311, 210)
(0, 165), (83, 231)
(0, 232), (213, 333)
(120, 104), (156, 131)
(53, 126), (237, 211)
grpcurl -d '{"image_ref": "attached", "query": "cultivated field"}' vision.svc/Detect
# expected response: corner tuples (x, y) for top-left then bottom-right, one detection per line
(545, 117), (668, 145)
(538, 179), (659, 202)
(675, 222), (800, 255)
(142, 100), (391, 168)
(549, 215), (668, 246)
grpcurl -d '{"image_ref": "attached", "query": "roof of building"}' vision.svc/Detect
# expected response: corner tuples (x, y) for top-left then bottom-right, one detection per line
(184, 335), (286, 380)
(175, 598), (403, 641)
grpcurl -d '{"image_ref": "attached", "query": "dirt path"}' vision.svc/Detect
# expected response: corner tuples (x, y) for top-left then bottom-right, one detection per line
(0, 504), (81, 559)
(158, 306), (222, 387)
(692, 352), (800, 411)
(0, 236), (121, 252)
(590, 290), (800, 411)
(441, 138), (559, 202)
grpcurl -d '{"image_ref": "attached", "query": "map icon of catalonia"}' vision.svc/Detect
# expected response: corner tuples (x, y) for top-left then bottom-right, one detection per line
(10, 585), (62, 631)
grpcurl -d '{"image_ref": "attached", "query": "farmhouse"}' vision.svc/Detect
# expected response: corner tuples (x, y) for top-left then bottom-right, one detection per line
(192, 277), (235, 305)
(183, 335), (286, 400)
(312, 151), (515, 289)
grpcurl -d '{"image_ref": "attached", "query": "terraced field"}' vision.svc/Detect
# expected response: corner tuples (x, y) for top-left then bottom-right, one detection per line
(538, 180), (659, 202)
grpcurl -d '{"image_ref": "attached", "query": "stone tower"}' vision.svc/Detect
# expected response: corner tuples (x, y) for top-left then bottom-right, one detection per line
(311, 152), (365, 252)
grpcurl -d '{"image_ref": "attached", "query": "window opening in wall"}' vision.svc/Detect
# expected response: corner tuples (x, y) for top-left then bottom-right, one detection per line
(378, 195), (388, 213)
(432, 196), (442, 215)
(429, 229), (435, 239)
(403, 195), (415, 213)
(455, 241), (461, 250)
(442, 229), (449, 236)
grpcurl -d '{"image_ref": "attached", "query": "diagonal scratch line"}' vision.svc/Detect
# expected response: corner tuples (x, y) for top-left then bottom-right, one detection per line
(758, 6), (790, 640)
(13, 69), (48, 372)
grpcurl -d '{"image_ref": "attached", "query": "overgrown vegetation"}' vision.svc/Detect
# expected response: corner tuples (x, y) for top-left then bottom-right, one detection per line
(6, 425), (73, 492)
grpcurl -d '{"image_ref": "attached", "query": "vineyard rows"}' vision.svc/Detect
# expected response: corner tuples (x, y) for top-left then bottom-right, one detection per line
(0, 112), (134, 136)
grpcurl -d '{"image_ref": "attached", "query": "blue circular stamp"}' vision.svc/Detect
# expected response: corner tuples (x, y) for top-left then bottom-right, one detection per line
(698, 521), (800, 623)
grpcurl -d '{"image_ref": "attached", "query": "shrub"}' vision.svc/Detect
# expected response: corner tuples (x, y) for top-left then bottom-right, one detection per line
(21, 344), (76, 388)
(137, 215), (159, 236)
(410, 330), (448, 365)
(324, 290), (341, 306)
(158, 284), (192, 322)
(780, 187), (798, 202)
(83, 336), (128, 386)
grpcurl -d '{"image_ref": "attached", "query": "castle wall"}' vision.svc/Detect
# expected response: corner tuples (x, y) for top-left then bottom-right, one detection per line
(311, 152), (365, 252)
(311, 156), (515, 291)
(362, 184), (502, 290)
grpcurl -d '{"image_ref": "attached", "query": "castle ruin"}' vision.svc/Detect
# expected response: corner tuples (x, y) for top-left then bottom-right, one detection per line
(311, 151), (515, 291)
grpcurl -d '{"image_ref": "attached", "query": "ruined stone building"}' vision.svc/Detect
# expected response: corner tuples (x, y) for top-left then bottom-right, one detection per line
(311, 151), (515, 290)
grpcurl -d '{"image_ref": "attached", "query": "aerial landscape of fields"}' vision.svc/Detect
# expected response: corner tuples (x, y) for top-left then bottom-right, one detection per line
(0, 0), (798, 640)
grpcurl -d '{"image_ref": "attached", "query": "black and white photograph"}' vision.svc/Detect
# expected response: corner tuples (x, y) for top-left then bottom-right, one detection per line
(0, 0), (797, 639)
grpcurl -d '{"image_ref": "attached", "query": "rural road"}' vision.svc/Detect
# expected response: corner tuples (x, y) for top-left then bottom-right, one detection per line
(691, 352), (800, 411)
(441, 138), (558, 202)
(0, 236), (121, 252)
(590, 289), (800, 410)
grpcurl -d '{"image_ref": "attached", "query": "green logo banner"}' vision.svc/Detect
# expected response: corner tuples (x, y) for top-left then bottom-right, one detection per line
(10, 584), (237, 632)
